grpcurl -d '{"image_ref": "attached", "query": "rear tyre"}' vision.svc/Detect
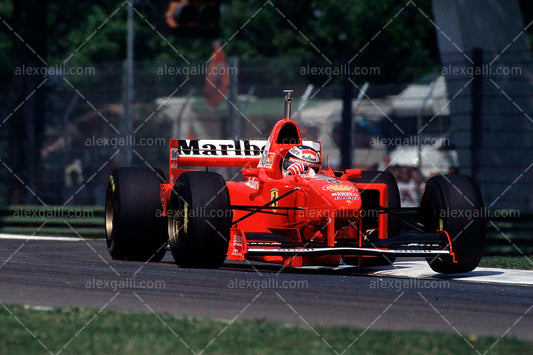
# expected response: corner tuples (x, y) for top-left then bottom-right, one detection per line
(168, 172), (232, 268)
(421, 175), (486, 273)
(105, 167), (168, 261)
(345, 170), (401, 266)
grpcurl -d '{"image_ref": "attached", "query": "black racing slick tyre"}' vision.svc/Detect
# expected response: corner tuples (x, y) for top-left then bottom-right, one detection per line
(105, 167), (168, 261)
(421, 175), (486, 274)
(346, 170), (401, 266)
(168, 172), (232, 268)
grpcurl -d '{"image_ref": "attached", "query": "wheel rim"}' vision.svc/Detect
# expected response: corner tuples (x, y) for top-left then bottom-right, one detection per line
(169, 215), (180, 246)
(168, 197), (184, 247)
(105, 185), (115, 243)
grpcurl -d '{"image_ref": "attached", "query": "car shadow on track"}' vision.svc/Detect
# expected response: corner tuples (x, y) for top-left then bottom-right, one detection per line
(156, 257), (504, 279)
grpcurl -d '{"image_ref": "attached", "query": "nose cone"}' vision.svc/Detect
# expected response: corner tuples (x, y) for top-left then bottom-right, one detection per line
(297, 177), (362, 221)
(321, 182), (362, 211)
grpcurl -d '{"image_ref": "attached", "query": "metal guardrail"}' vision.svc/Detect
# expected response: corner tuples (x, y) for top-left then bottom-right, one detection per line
(0, 206), (531, 255)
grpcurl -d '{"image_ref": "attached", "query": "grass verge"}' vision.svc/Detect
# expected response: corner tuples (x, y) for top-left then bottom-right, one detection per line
(479, 256), (533, 270)
(0, 305), (531, 354)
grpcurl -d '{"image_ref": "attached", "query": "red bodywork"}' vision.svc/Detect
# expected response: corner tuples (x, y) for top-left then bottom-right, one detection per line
(159, 117), (454, 267)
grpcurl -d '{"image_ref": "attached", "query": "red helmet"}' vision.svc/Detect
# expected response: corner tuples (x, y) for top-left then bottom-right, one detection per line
(282, 145), (321, 176)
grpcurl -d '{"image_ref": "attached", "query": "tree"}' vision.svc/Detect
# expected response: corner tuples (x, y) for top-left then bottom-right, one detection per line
(4, 0), (47, 203)
(220, 0), (439, 83)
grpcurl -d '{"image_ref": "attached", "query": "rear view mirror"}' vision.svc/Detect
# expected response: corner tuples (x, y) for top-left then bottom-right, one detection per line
(242, 168), (259, 178)
(342, 169), (362, 179)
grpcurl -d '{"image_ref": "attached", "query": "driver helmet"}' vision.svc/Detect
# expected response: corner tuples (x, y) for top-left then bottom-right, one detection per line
(282, 145), (321, 176)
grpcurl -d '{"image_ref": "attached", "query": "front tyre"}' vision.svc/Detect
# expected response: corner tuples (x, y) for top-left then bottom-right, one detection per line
(105, 167), (168, 261)
(421, 175), (486, 273)
(168, 172), (232, 268)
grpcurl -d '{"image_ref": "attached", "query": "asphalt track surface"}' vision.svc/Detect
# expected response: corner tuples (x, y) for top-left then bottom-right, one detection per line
(1, 238), (532, 341)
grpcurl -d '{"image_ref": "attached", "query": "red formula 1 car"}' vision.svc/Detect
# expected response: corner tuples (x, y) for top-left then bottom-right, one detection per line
(105, 90), (486, 274)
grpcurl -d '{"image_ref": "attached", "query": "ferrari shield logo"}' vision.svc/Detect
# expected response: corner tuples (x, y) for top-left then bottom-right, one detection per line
(270, 188), (279, 213)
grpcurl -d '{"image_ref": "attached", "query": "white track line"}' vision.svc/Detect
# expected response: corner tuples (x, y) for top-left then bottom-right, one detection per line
(302, 260), (533, 286)
(0, 233), (85, 242)
(364, 260), (533, 286)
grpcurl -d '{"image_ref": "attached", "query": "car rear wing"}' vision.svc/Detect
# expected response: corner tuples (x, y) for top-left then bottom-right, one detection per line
(170, 139), (267, 168)
(168, 139), (320, 182)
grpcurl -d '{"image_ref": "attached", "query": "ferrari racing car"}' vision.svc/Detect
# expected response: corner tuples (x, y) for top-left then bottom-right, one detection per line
(105, 90), (486, 274)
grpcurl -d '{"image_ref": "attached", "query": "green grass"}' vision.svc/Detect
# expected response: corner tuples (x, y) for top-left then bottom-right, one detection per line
(479, 256), (533, 270)
(0, 216), (103, 225)
(0, 305), (531, 355)
(0, 205), (104, 238)
(0, 227), (103, 237)
(5, 205), (104, 213)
